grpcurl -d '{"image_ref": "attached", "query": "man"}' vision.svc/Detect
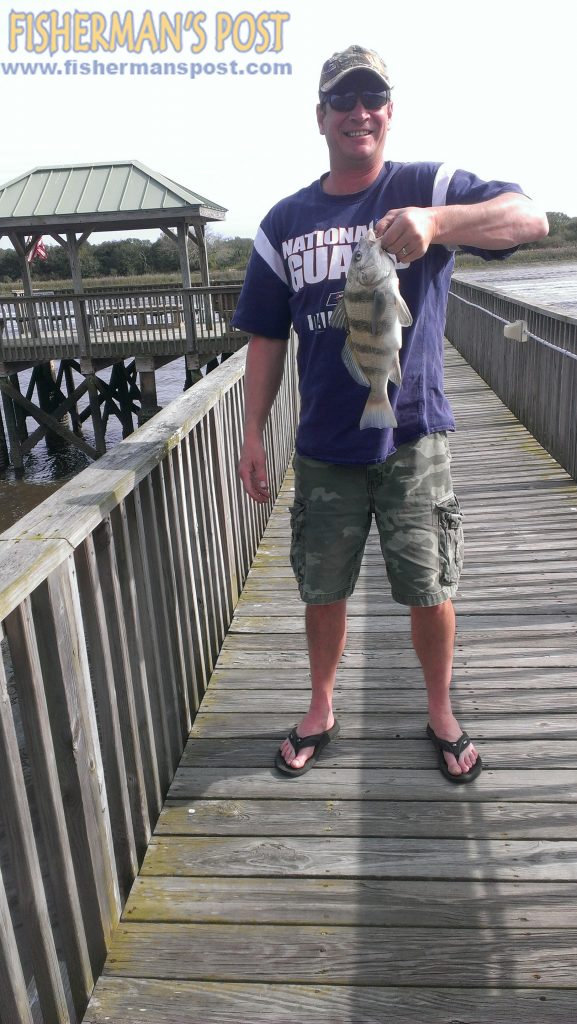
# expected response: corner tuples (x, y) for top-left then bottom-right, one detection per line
(232, 45), (548, 782)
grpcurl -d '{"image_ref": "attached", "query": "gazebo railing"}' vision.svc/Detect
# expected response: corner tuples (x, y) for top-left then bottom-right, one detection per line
(0, 285), (248, 362)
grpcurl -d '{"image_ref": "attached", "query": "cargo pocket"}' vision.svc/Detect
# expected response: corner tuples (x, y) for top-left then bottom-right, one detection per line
(289, 500), (307, 585)
(436, 494), (464, 586)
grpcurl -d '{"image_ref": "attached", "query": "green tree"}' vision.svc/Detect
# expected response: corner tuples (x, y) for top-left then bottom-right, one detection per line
(546, 211), (570, 236)
(0, 247), (21, 281)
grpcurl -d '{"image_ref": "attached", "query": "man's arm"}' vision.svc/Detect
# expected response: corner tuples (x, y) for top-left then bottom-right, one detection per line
(376, 193), (549, 262)
(238, 335), (289, 503)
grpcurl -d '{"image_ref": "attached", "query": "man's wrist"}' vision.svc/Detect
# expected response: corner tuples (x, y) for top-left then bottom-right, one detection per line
(243, 424), (265, 442)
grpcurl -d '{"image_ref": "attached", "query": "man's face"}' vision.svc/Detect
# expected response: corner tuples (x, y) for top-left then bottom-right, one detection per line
(316, 71), (393, 172)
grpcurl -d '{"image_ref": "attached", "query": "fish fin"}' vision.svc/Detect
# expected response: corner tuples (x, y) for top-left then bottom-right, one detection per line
(390, 354), (402, 388)
(331, 298), (349, 331)
(394, 287), (413, 327)
(360, 392), (397, 430)
(371, 289), (388, 334)
(342, 339), (371, 388)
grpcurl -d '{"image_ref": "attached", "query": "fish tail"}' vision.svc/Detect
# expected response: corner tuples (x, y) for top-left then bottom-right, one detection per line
(359, 391), (397, 430)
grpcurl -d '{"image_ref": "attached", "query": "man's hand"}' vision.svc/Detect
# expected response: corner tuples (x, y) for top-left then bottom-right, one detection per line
(375, 206), (438, 262)
(238, 434), (271, 504)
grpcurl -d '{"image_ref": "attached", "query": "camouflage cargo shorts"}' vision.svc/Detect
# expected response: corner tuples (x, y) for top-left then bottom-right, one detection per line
(290, 432), (464, 606)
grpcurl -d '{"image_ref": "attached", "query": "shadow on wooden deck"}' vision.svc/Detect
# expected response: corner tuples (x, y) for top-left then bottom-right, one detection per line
(83, 343), (577, 1023)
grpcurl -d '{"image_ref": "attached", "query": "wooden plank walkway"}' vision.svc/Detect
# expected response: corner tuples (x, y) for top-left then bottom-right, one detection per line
(84, 342), (577, 1023)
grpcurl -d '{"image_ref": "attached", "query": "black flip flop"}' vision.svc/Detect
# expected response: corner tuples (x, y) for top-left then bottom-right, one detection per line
(426, 723), (483, 784)
(275, 720), (340, 777)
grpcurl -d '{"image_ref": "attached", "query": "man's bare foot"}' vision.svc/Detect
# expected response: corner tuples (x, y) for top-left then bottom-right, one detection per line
(278, 710), (335, 771)
(427, 711), (480, 777)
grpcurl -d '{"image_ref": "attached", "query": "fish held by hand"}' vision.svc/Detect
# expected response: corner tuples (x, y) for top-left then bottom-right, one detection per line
(332, 229), (412, 429)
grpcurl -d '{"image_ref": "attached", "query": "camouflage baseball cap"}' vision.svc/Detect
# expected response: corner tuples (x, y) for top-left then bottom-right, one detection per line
(319, 45), (391, 94)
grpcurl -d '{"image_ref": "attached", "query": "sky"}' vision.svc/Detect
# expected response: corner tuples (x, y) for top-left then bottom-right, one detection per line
(0, 0), (575, 246)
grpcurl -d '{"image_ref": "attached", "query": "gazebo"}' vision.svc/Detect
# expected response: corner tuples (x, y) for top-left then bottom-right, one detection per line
(0, 161), (246, 469)
(0, 159), (227, 295)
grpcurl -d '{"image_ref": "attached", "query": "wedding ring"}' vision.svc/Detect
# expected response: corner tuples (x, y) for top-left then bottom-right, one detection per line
(400, 246), (408, 257)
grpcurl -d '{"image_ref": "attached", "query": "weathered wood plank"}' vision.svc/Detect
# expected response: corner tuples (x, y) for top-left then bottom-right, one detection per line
(226, 614), (577, 636)
(177, 737), (577, 770)
(141, 836), (577, 881)
(0, 818), (35, 1024)
(167, 767), (577, 803)
(156, 798), (577, 839)
(198, 689), (577, 714)
(109, 502), (164, 824)
(207, 665), (577, 690)
(123, 875), (577, 926)
(74, 533), (140, 901)
(190, 711), (577, 740)
(237, 590), (576, 614)
(246, 560), (577, 578)
(215, 645), (577, 668)
(101, 922), (577, 987)
(0, 622), (71, 1023)
(83, 978), (577, 1024)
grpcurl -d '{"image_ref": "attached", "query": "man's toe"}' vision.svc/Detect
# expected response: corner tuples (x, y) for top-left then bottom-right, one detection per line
(446, 754), (463, 776)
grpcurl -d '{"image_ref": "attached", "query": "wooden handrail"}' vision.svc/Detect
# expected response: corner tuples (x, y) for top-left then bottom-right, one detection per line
(446, 278), (577, 481)
(0, 336), (298, 1023)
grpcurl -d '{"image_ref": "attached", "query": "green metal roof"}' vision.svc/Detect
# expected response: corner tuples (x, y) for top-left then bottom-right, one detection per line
(0, 160), (227, 233)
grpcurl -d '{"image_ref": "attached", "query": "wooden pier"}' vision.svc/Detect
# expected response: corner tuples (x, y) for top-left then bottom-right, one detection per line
(81, 343), (577, 1023)
(0, 285), (249, 469)
(1, 274), (577, 1024)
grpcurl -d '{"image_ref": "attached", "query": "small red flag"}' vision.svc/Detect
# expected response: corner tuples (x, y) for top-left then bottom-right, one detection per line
(26, 236), (48, 263)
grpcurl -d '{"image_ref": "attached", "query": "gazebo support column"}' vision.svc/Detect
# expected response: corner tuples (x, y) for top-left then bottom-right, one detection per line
(0, 383), (24, 472)
(63, 361), (83, 435)
(174, 223), (200, 375)
(9, 374), (28, 443)
(136, 359), (161, 425)
(32, 363), (69, 451)
(66, 232), (91, 359)
(86, 375), (106, 454)
(194, 224), (213, 330)
(0, 407), (9, 468)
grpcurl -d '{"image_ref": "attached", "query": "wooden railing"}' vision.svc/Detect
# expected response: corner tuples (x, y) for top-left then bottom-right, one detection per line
(446, 276), (577, 480)
(0, 284), (248, 363)
(0, 337), (298, 1024)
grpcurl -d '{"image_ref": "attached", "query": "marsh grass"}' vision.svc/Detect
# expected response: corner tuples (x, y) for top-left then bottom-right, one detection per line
(1, 248), (574, 295)
(0, 267), (244, 296)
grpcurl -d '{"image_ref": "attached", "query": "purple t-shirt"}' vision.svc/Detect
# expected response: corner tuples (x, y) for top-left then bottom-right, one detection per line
(232, 160), (524, 464)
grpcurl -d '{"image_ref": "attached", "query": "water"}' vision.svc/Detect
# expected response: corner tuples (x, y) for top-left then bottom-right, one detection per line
(454, 260), (577, 316)
(0, 356), (195, 532)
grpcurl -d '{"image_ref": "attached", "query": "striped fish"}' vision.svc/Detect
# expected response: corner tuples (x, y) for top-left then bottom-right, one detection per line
(332, 228), (412, 429)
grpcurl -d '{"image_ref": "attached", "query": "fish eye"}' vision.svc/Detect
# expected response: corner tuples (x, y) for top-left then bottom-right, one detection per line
(354, 251), (362, 261)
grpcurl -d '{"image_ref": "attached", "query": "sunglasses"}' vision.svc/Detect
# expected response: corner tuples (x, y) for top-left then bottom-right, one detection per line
(325, 89), (390, 113)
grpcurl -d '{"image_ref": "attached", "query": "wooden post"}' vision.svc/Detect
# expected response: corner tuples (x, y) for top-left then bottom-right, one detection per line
(185, 367), (203, 388)
(111, 362), (135, 437)
(64, 360), (82, 434)
(0, 859), (34, 1024)
(138, 367), (161, 425)
(0, 403), (9, 468)
(8, 373), (28, 442)
(32, 363), (70, 450)
(176, 223), (199, 366)
(1, 384), (24, 471)
(0, 646), (71, 1023)
(9, 233), (41, 347)
(66, 232), (90, 358)
(86, 374), (106, 454)
(194, 223), (213, 330)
